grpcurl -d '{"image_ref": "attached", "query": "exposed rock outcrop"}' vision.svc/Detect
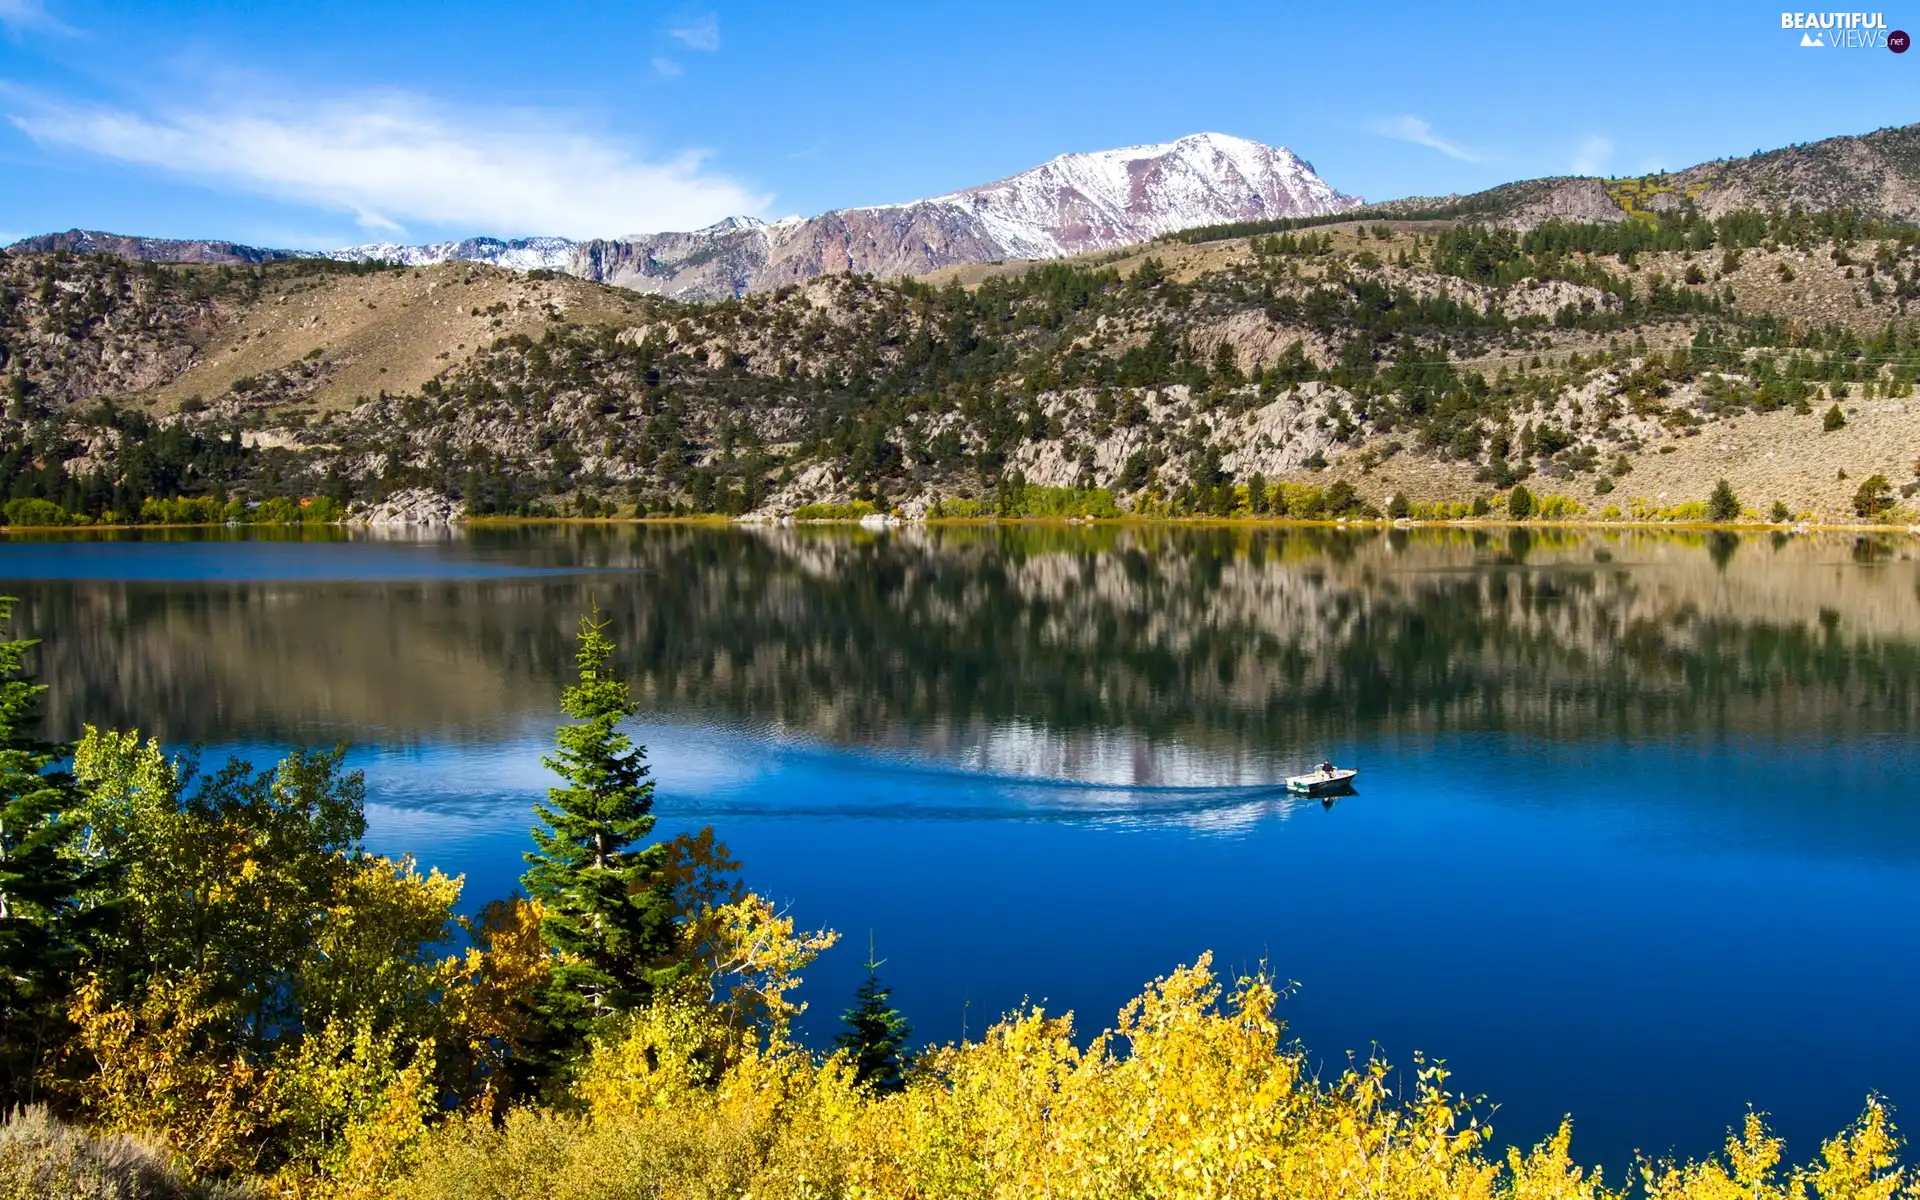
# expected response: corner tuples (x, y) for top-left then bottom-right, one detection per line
(354, 489), (462, 527)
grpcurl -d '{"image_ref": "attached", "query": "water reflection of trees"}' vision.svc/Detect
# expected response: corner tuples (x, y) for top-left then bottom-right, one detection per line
(13, 526), (1920, 746)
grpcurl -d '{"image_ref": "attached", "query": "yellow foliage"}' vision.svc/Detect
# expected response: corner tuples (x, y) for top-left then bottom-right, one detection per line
(696, 892), (840, 1039)
(64, 974), (273, 1178)
(402, 955), (1578, 1200)
(268, 1024), (440, 1200)
(266, 1021), (439, 1192)
(1803, 1099), (1906, 1200)
(445, 896), (554, 1114)
(308, 855), (466, 1031)
(401, 955), (1920, 1200)
(1628, 497), (1713, 522)
(1529, 494), (1586, 520)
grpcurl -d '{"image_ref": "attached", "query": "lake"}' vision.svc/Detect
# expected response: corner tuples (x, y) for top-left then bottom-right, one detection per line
(8, 522), (1920, 1172)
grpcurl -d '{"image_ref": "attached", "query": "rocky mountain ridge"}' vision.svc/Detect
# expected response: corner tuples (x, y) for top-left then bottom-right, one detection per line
(1314, 123), (1920, 234)
(25, 122), (1920, 296)
(10, 133), (1358, 301)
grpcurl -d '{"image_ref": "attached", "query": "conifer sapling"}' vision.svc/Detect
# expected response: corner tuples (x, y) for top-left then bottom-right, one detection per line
(836, 934), (911, 1094)
(524, 603), (677, 1025)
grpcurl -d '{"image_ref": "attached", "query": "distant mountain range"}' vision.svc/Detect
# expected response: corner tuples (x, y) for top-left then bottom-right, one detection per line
(19, 122), (1920, 301)
(7, 133), (1361, 301)
(8, 116), (1920, 526)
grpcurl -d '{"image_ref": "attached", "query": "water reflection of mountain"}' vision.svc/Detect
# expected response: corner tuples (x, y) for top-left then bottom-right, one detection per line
(12, 525), (1920, 749)
(334, 725), (1321, 840)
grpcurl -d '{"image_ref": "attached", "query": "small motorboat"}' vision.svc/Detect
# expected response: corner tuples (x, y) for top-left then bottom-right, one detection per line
(1286, 761), (1358, 795)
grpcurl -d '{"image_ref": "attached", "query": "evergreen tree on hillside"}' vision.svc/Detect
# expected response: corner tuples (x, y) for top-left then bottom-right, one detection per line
(524, 604), (676, 1026)
(0, 598), (95, 1102)
(1707, 479), (1741, 522)
(836, 935), (911, 1094)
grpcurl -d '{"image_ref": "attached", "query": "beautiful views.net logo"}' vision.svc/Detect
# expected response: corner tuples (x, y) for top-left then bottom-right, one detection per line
(1780, 11), (1907, 49)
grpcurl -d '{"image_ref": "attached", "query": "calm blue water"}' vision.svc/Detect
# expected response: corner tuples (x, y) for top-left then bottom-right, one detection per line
(9, 524), (1920, 1173)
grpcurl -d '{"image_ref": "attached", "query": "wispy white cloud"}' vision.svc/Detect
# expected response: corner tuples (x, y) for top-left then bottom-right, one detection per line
(1570, 135), (1614, 176)
(0, 0), (76, 35)
(6, 89), (772, 239)
(652, 56), (682, 77)
(1366, 115), (1480, 163)
(667, 12), (719, 50)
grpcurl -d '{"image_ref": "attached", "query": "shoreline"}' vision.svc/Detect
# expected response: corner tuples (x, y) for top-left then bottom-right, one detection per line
(3, 515), (1917, 535)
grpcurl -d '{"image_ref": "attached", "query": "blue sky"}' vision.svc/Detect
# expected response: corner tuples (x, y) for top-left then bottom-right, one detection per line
(0, 0), (1913, 249)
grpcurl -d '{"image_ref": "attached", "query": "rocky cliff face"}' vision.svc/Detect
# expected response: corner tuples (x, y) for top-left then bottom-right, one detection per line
(1661, 123), (1920, 218)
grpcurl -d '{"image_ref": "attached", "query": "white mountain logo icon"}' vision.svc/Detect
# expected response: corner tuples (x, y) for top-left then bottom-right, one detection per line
(1801, 30), (1825, 45)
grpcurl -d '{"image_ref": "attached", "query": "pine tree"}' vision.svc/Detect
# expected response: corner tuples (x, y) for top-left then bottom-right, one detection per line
(836, 936), (911, 1094)
(524, 605), (676, 1025)
(0, 598), (93, 1102)
(1707, 478), (1741, 522)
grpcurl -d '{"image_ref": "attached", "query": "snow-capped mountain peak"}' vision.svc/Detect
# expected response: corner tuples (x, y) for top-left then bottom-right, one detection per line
(921, 131), (1362, 259)
(14, 133), (1360, 300)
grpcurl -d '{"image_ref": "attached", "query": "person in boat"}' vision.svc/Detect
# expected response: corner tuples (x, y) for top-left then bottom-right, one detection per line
(1319, 760), (1335, 776)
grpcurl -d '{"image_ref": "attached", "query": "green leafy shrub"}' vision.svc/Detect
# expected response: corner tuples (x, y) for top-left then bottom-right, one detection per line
(792, 501), (878, 520)
(1823, 404), (1847, 431)
(994, 485), (1121, 518)
(1407, 500), (1477, 520)
(139, 497), (226, 525)
(2, 498), (69, 527)
(933, 498), (992, 518)
(252, 497), (304, 524)
(1531, 493), (1584, 520)
(299, 497), (346, 524)
(1506, 484), (1534, 520)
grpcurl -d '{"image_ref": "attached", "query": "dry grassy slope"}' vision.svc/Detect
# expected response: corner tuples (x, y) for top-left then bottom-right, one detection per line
(38, 216), (1920, 523)
(1347, 401), (1919, 523)
(923, 225), (1920, 523)
(919, 220), (1446, 289)
(139, 262), (652, 414)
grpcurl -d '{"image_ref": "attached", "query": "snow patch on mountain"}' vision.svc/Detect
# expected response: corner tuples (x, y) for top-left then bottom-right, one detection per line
(869, 132), (1363, 259)
(326, 236), (578, 272)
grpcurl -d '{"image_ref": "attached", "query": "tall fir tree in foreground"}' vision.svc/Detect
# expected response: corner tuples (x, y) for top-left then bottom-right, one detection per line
(524, 604), (676, 1027)
(0, 598), (95, 1102)
(836, 935), (911, 1093)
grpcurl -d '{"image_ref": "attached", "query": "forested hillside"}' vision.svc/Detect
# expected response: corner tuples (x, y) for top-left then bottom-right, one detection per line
(5, 203), (1920, 524)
